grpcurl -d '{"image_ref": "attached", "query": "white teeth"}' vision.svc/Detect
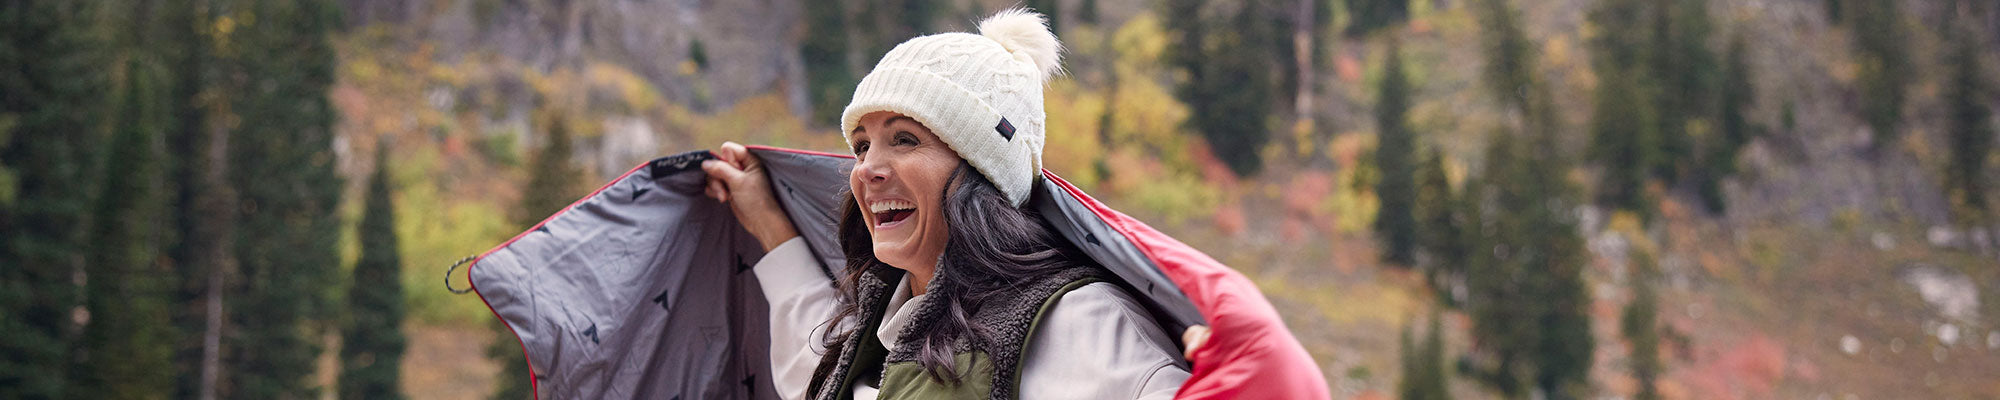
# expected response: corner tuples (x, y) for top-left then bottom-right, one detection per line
(867, 200), (916, 213)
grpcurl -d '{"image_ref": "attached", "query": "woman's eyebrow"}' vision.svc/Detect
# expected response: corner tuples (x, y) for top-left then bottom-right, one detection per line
(851, 116), (918, 141)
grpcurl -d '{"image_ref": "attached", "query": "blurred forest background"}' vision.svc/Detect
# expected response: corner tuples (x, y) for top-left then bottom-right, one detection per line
(3, 0), (1998, 399)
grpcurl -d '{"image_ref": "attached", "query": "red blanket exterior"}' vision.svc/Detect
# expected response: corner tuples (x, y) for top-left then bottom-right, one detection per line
(1043, 171), (1330, 399)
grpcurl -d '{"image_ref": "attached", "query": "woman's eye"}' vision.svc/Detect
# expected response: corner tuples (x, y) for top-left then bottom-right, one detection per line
(895, 132), (918, 145)
(852, 141), (869, 155)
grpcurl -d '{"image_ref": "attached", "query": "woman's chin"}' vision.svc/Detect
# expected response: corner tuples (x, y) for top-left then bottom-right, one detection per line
(873, 243), (913, 268)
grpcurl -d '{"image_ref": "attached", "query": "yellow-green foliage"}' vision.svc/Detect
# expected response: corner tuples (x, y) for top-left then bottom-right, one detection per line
(1042, 80), (1107, 189)
(587, 62), (665, 112)
(1105, 14), (1201, 170)
(1606, 211), (1649, 245)
(1104, 70), (1199, 171)
(336, 27), (394, 85)
(0, 115), (15, 207)
(522, 63), (663, 119)
(336, 38), (526, 325)
(1323, 133), (1383, 233)
(1023, 12), (1221, 222)
(1256, 273), (1420, 328)
(1102, 148), (1220, 224)
(1831, 207), (1863, 232)
(391, 145), (523, 324)
(1085, 13), (1222, 223)
(663, 94), (845, 153)
(1742, 233), (1784, 282)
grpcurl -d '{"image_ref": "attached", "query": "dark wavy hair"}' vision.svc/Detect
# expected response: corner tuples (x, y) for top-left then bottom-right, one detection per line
(815, 161), (1090, 385)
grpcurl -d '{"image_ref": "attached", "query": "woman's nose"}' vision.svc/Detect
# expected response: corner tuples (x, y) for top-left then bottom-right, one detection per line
(858, 158), (889, 183)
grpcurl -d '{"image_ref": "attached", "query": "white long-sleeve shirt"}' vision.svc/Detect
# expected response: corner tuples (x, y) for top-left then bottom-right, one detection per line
(753, 237), (1189, 399)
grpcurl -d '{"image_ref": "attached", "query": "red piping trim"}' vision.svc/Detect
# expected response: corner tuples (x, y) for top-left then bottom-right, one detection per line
(744, 144), (855, 159)
(468, 160), (650, 400)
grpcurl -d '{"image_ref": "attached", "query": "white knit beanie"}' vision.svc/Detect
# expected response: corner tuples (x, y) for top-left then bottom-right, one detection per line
(840, 8), (1064, 207)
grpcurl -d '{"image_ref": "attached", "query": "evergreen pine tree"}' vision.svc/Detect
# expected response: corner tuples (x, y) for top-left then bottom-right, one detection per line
(0, 116), (10, 210)
(1520, 133), (1594, 400)
(1646, 0), (1718, 184)
(1473, 0), (1535, 113)
(1847, 0), (1909, 155)
(1420, 313), (1451, 400)
(1586, 0), (1649, 73)
(1026, 0), (1061, 33)
(688, 39), (709, 73)
(1466, 3), (1595, 397)
(1374, 38), (1418, 266)
(1164, 0), (1283, 177)
(1347, 0), (1410, 36)
(895, 0), (941, 38)
(71, 58), (178, 400)
(1412, 149), (1451, 255)
(1465, 13), (1543, 393)
(1590, 0), (1733, 215)
(339, 148), (408, 400)
(492, 114), (587, 400)
(1701, 32), (1756, 213)
(1621, 250), (1664, 400)
(1396, 319), (1418, 399)
(1413, 148), (1467, 300)
(225, 0), (346, 397)
(1445, 173), (1485, 308)
(1944, 18), (1993, 219)
(516, 115), (586, 229)
(1587, 65), (1660, 220)
(156, 1), (239, 397)
(850, 1), (892, 65)
(0, 111), (11, 212)
(1077, 0), (1099, 26)
(853, 0), (938, 65)
(488, 318), (533, 400)
(1471, 130), (1595, 400)
(0, 1), (111, 397)
(1398, 313), (1453, 400)
(1465, 133), (1531, 398)
(1583, 0), (1652, 219)
(801, 0), (855, 124)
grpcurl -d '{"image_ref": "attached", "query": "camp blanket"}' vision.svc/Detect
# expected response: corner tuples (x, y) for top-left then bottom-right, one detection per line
(468, 145), (1328, 399)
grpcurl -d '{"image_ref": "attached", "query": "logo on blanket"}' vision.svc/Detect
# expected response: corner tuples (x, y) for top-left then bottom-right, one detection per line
(651, 151), (717, 177)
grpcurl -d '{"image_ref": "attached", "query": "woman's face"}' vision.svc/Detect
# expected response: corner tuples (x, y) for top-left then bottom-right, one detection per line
(848, 112), (960, 272)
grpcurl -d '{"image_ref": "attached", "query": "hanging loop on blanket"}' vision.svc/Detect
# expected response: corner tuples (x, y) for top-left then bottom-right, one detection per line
(444, 255), (477, 295)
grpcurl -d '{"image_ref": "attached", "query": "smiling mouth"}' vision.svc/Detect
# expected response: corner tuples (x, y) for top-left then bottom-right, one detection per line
(868, 200), (917, 228)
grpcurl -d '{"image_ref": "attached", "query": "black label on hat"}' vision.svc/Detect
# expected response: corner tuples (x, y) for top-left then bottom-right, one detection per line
(996, 118), (1016, 141)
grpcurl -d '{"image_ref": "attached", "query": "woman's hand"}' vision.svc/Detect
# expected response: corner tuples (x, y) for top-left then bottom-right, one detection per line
(1182, 325), (1211, 360)
(701, 142), (799, 252)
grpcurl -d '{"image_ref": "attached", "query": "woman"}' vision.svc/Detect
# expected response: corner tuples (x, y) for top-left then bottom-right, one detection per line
(699, 9), (1192, 400)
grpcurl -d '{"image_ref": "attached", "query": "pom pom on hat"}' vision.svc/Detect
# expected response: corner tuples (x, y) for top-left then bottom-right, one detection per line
(978, 8), (1064, 83)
